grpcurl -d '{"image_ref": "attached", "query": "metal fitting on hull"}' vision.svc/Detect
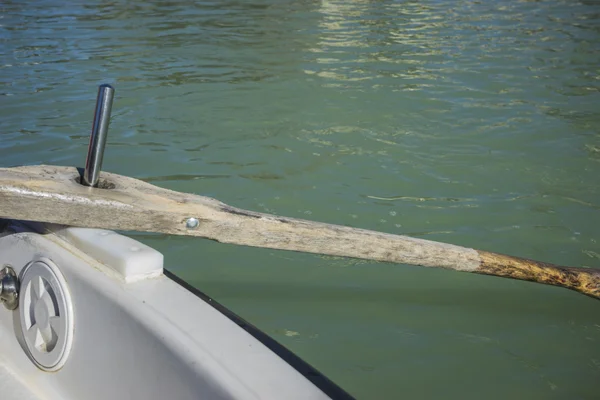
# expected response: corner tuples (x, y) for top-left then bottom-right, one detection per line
(0, 265), (19, 310)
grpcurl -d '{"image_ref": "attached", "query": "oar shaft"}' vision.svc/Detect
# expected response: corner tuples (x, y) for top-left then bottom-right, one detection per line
(476, 251), (600, 299)
(0, 165), (598, 300)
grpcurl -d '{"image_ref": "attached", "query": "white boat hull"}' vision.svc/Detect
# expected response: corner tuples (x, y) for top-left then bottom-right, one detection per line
(0, 221), (350, 399)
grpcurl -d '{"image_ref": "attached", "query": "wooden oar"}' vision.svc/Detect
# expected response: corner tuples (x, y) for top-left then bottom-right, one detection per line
(0, 165), (598, 300)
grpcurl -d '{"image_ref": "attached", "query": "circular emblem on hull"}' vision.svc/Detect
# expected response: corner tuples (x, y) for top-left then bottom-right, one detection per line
(19, 258), (74, 371)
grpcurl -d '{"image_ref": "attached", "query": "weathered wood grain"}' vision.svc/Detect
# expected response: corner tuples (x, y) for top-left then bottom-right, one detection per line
(476, 251), (600, 299)
(0, 165), (598, 300)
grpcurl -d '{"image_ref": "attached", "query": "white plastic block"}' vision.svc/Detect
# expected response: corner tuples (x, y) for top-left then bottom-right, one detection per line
(59, 228), (163, 282)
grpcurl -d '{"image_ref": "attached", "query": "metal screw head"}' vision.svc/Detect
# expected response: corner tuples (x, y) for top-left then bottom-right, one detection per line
(185, 217), (199, 229)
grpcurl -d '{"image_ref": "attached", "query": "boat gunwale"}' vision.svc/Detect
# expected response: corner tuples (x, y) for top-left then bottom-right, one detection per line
(164, 269), (356, 400)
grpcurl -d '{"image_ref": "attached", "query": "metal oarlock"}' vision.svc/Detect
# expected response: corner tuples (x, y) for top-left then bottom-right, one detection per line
(82, 84), (114, 187)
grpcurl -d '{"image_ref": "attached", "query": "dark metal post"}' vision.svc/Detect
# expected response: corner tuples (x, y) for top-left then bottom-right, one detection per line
(83, 84), (114, 187)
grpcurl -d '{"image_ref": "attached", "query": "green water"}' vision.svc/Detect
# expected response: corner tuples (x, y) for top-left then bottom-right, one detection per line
(2, 0), (599, 398)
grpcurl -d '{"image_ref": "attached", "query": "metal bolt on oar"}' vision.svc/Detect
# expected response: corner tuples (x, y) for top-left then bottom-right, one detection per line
(0, 85), (598, 301)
